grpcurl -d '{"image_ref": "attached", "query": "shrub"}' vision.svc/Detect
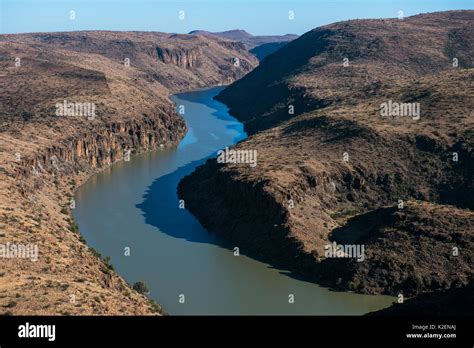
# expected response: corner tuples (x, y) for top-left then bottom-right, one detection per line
(5, 300), (17, 308)
(132, 281), (150, 295)
(68, 221), (79, 233)
(21, 112), (33, 121)
(89, 247), (102, 259)
(104, 256), (114, 269)
(348, 277), (361, 291)
(148, 299), (166, 314)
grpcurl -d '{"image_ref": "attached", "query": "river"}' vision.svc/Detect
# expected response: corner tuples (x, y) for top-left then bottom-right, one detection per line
(73, 86), (394, 315)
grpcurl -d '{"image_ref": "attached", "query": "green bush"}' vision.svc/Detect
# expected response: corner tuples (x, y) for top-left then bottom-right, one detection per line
(148, 299), (166, 314)
(103, 256), (114, 271)
(348, 277), (361, 291)
(132, 281), (150, 295)
(68, 221), (79, 233)
(89, 247), (102, 259)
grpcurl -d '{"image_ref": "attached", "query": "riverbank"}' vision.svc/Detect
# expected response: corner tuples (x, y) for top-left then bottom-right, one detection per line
(0, 98), (190, 314)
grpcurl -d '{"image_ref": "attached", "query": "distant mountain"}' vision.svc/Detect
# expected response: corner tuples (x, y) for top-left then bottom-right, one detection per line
(188, 29), (298, 50)
(189, 29), (253, 40)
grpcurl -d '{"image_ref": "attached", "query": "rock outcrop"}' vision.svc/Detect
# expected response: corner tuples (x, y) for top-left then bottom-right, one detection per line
(156, 46), (201, 68)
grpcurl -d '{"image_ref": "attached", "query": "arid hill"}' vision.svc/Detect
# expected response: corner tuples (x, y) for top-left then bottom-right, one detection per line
(1, 31), (258, 92)
(178, 11), (474, 303)
(217, 11), (473, 133)
(0, 31), (258, 314)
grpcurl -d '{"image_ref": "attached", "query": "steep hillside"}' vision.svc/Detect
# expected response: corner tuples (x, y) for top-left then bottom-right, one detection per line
(217, 11), (474, 134)
(0, 31), (258, 314)
(249, 41), (290, 61)
(178, 11), (474, 301)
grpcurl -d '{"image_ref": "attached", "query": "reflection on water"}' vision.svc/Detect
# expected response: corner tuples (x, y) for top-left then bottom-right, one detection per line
(73, 87), (394, 315)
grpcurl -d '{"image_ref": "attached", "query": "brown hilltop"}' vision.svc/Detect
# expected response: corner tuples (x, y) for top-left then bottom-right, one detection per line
(178, 10), (474, 302)
(1, 31), (258, 91)
(216, 10), (473, 133)
(0, 31), (258, 314)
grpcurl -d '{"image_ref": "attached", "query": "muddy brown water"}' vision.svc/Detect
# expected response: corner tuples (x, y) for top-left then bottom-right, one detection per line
(73, 87), (394, 314)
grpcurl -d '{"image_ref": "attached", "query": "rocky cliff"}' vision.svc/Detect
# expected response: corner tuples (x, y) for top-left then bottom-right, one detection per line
(156, 46), (201, 68)
(0, 31), (258, 92)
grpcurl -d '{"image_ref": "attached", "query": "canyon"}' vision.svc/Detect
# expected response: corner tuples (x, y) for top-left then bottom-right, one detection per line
(0, 30), (265, 314)
(178, 10), (474, 312)
(1, 10), (472, 316)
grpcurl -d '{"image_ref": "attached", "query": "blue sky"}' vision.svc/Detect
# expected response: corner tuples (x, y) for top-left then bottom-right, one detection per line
(1, 0), (472, 35)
